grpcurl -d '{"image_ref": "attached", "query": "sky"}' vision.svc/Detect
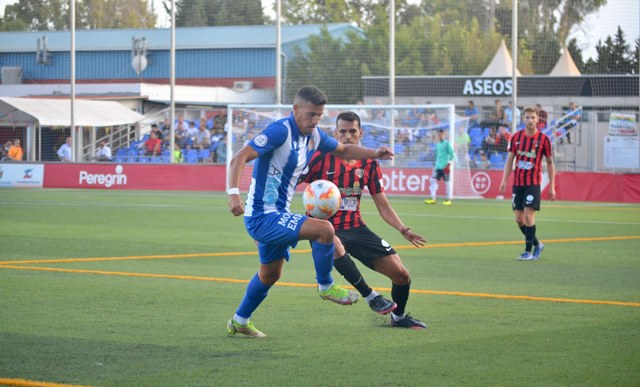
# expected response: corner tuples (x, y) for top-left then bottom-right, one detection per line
(0, 0), (638, 60)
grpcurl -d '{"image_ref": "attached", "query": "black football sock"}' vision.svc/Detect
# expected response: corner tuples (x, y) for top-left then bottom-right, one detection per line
(519, 224), (526, 236)
(524, 226), (536, 252)
(391, 281), (411, 317)
(521, 224), (539, 246)
(333, 253), (372, 297)
(531, 225), (539, 245)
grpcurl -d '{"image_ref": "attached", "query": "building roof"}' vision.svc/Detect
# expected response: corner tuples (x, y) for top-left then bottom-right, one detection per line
(0, 24), (357, 52)
(0, 97), (145, 126)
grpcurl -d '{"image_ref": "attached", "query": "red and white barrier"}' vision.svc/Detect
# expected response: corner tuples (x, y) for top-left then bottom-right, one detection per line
(3, 162), (638, 203)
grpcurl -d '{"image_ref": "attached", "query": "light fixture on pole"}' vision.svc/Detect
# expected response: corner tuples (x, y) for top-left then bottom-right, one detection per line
(131, 37), (148, 75)
(36, 35), (50, 65)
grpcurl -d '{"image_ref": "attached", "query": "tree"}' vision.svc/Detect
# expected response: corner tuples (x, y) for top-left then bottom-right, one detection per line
(584, 26), (638, 74)
(285, 28), (365, 104)
(1, 0), (69, 31)
(169, 0), (264, 27)
(494, 0), (606, 74)
(77, 0), (156, 29)
(279, 0), (411, 28)
(0, 0), (156, 31)
(632, 39), (640, 74)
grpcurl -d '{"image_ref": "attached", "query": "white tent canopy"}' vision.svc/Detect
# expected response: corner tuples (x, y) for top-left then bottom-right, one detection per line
(550, 48), (581, 76)
(482, 40), (521, 77)
(0, 97), (145, 127)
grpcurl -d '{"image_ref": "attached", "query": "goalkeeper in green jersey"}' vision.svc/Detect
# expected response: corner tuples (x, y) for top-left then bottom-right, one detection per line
(424, 129), (455, 205)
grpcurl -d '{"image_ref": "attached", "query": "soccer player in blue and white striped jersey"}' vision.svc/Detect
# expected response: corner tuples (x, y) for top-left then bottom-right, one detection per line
(226, 86), (394, 338)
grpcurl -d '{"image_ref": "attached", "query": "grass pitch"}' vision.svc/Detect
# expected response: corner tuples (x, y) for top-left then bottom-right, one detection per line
(0, 189), (639, 386)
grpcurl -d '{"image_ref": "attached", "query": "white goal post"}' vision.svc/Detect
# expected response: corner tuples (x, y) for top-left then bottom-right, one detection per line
(225, 104), (481, 199)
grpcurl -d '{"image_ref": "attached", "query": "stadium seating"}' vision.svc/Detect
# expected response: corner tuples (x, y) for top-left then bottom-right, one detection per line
(197, 149), (211, 163)
(489, 152), (506, 169)
(114, 148), (127, 163)
(185, 149), (198, 164)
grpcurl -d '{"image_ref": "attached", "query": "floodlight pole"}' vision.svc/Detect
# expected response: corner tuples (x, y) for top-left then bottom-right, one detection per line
(389, 0), (395, 166)
(275, 0), (282, 105)
(169, 0), (176, 163)
(511, 0), (518, 133)
(70, 0), (76, 161)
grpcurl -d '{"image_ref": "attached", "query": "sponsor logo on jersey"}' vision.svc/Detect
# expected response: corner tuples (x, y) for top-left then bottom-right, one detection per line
(253, 134), (268, 147)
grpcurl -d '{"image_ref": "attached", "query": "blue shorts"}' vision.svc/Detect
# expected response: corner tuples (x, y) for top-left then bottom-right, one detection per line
(244, 212), (309, 264)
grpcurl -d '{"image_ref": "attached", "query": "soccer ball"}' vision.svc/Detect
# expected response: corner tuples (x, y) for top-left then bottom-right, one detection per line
(303, 179), (342, 219)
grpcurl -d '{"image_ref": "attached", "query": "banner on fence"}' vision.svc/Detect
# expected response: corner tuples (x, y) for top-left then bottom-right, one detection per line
(0, 163), (44, 188)
(608, 113), (638, 136)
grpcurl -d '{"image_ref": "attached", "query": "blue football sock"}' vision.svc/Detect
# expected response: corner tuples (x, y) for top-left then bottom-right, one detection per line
(235, 273), (272, 319)
(311, 241), (334, 286)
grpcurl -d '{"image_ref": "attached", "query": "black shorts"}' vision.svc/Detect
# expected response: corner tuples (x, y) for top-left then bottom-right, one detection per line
(432, 168), (449, 182)
(512, 185), (541, 211)
(335, 226), (396, 269)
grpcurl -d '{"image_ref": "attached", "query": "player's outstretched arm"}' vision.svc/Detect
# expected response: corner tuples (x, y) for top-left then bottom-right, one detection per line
(332, 144), (394, 161)
(372, 192), (426, 247)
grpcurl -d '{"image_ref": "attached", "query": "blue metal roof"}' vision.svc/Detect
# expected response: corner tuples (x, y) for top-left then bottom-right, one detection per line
(0, 23), (359, 52)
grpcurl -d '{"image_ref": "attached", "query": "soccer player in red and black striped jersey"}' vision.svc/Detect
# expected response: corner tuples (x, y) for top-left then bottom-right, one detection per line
(499, 106), (556, 261)
(301, 111), (427, 329)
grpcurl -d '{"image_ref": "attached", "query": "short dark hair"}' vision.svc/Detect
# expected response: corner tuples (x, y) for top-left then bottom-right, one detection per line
(336, 111), (361, 128)
(151, 124), (158, 128)
(295, 86), (328, 106)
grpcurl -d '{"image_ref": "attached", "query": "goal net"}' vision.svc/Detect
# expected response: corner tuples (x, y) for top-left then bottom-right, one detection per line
(225, 104), (481, 199)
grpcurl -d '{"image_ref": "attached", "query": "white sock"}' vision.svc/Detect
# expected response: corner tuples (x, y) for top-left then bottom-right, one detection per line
(391, 312), (405, 322)
(429, 178), (438, 199)
(365, 290), (380, 304)
(318, 282), (333, 292)
(233, 314), (249, 325)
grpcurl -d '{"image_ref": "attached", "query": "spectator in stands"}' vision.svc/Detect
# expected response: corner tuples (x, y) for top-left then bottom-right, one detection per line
(490, 99), (504, 126)
(175, 114), (188, 132)
(480, 99), (502, 129)
(195, 119), (211, 150)
(7, 139), (24, 161)
(172, 143), (183, 164)
(535, 104), (548, 131)
(496, 125), (511, 154)
(57, 137), (72, 161)
(504, 101), (521, 129)
(144, 132), (162, 156)
(464, 100), (480, 129)
(186, 121), (198, 147)
(216, 132), (227, 163)
(563, 102), (581, 144)
(95, 141), (112, 161)
(150, 123), (163, 141)
(175, 121), (188, 148)
(477, 150), (490, 169)
(2, 140), (10, 158)
(482, 127), (498, 157)
(404, 107), (423, 126)
(419, 103), (440, 127)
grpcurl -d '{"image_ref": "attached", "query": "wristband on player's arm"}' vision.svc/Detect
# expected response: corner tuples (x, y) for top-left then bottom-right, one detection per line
(227, 187), (240, 195)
